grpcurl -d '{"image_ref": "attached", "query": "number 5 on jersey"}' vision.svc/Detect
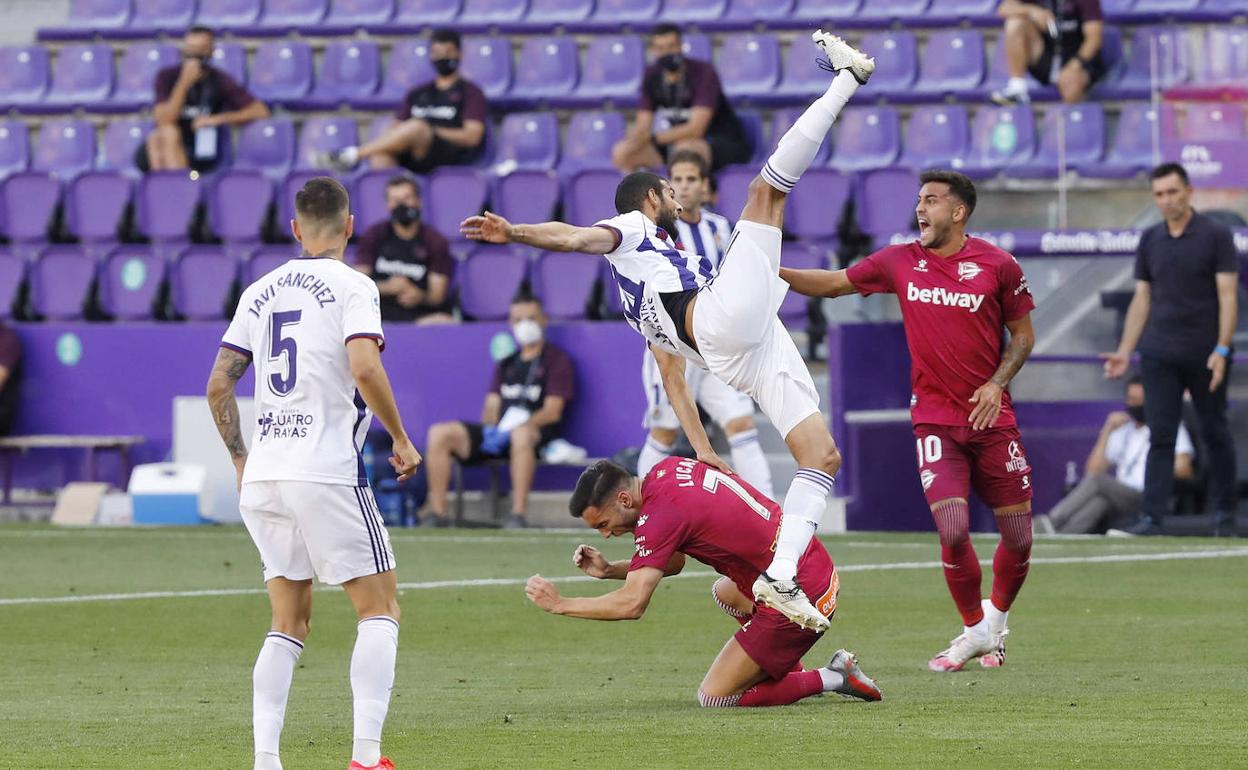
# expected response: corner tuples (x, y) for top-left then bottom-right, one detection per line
(268, 310), (302, 397)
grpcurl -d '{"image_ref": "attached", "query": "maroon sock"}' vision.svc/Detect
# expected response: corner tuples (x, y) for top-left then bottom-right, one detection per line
(933, 499), (984, 626)
(991, 513), (1033, 611)
(738, 670), (824, 707)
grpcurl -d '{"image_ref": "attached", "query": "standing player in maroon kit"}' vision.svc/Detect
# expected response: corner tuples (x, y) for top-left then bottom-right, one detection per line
(780, 170), (1036, 672)
(525, 458), (882, 707)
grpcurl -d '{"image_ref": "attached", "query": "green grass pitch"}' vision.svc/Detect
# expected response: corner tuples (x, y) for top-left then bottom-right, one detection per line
(1, 526), (1245, 769)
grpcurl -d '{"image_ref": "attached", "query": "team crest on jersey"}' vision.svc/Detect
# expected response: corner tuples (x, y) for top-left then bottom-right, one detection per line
(637, 514), (648, 527)
(957, 262), (983, 282)
(656, 469), (666, 478)
(1005, 441), (1028, 473)
(920, 469), (937, 490)
(914, 259), (928, 273)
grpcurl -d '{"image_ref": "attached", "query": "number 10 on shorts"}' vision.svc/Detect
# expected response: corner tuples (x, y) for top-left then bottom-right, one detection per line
(916, 435), (942, 467)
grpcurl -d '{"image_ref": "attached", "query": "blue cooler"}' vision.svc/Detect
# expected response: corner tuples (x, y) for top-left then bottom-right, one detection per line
(128, 463), (208, 525)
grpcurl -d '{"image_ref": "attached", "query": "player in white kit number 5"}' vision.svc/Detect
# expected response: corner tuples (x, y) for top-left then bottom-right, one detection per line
(462, 31), (875, 632)
(207, 178), (421, 770)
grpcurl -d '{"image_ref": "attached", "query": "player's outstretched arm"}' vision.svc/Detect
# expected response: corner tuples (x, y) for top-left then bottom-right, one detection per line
(460, 211), (617, 255)
(650, 344), (734, 476)
(574, 545), (685, 580)
(779, 267), (858, 299)
(969, 313), (1036, 431)
(206, 346), (252, 489)
(526, 566), (665, 621)
(347, 338), (422, 481)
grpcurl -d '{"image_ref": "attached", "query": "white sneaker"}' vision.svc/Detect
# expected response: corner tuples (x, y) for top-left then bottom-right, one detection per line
(752, 573), (830, 632)
(812, 29), (876, 85)
(979, 599), (1009, 669)
(315, 145), (359, 173)
(928, 621), (994, 672)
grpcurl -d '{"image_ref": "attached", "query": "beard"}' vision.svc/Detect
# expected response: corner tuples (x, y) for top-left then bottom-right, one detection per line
(655, 207), (679, 236)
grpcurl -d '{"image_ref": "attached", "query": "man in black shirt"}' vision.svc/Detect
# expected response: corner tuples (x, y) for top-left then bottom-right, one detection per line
(325, 29), (488, 174)
(420, 296), (577, 529)
(612, 23), (751, 173)
(1104, 163), (1239, 536)
(140, 26), (269, 173)
(353, 175), (455, 324)
(993, 0), (1106, 105)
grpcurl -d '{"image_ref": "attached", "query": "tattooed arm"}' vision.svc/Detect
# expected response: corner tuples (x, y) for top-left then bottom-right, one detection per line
(968, 314), (1035, 431)
(206, 346), (252, 489)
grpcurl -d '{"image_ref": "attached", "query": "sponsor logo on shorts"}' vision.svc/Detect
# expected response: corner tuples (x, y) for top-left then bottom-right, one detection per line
(958, 261), (983, 282)
(1005, 440), (1028, 473)
(906, 282), (985, 313)
(1022, 475), (1031, 490)
(920, 469), (937, 490)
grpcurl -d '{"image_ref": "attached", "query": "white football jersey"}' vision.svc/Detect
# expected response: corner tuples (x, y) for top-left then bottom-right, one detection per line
(673, 208), (733, 278)
(221, 256), (385, 486)
(595, 210), (709, 367)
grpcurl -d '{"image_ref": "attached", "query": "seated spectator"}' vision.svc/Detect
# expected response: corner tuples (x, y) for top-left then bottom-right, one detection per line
(324, 29), (487, 173)
(420, 296), (576, 529)
(1041, 377), (1194, 534)
(0, 321), (21, 437)
(140, 26), (269, 173)
(993, 0), (1105, 105)
(352, 175), (455, 324)
(611, 23), (752, 173)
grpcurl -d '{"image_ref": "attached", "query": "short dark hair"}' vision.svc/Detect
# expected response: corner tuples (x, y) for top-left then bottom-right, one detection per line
(187, 25), (214, 38)
(650, 23), (682, 40)
(430, 28), (461, 49)
(615, 172), (666, 215)
(668, 150), (709, 180)
(919, 169), (977, 219)
(510, 292), (544, 310)
(1150, 162), (1190, 186)
(385, 174), (421, 197)
(569, 461), (633, 518)
(295, 177), (350, 232)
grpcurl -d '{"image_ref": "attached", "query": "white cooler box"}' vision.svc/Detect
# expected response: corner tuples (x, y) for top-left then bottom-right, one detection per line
(128, 463), (209, 525)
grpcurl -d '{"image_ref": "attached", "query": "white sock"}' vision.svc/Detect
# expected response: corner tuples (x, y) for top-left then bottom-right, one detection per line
(817, 667), (845, 692)
(965, 616), (990, 641)
(766, 468), (835, 581)
(351, 616), (399, 766)
(253, 632), (303, 765)
(1005, 76), (1028, 95)
(761, 70), (859, 193)
(637, 436), (674, 479)
(983, 598), (1009, 634)
(728, 429), (775, 499)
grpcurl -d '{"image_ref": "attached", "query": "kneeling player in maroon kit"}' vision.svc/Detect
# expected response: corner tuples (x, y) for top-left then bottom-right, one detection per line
(780, 170), (1036, 672)
(525, 458), (882, 706)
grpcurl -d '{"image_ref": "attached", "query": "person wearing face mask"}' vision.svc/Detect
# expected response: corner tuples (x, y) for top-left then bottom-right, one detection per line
(421, 296), (577, 529)
(140, 26), (269, 173)
(611, 23), (751, 174)
(352, 175), (454, 324)
(322, 28), (488, 174)
(1039, 377), (1195, 535)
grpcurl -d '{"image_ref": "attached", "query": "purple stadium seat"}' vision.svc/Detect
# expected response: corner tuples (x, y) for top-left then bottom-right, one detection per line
(129, 0), (197, 34)
(42, 44), (113, 109)
(830, 107), (901, 173)
(310, 40), (381, 106)
(778, 244), (825, 325)
(1134, 0), (1199, 10)
(855, 168), (920, 242)
(1182, 103), (1245, 140)
(209, 171), (275, 244)
(565, 169), (622, 226)
(778, 37), (831, 98)
(279, 170), (323, 233)
(99, 246), (167, 321)
(324, 0), (395, 29)
(137, 171), (202, 244)
(714, 165), (753, 223)
(858, 32), (918, 98)
(426, 168), (488, 242)
(0, 250), (25, 319)
(532, 251), (599, 321)
(494, 171), (560, 224)
(249, 40), (313, 103)
(661, 0), (729, 22)
(462, 36), (514, 101)
(111, 43), (179, 109)
(461, 0), (527, 23)
(793, 0), (861, 19)
(735, 109), (767, 164)
(955, 105), (1037, 178)
(590, 0), (660, 24)
(576, 36), (643, 101)
(44, 0), (131, 38)
(1100, 0), (1134, 14)
(0, 46), (50, 106)
(1013, 104), (1106, 178)
(65, 171), (132, 245)
(914, 30), (985, 96)
(1081, 103), (1159, 179)
(33, 120), (95, 180)
(172, 246), (237, 320)
(458, 246), (528, 320)
(0, 173), (60, 243)
(351, 169), (412, 229)
(245, 245), (298, 284)
(1112, 27), (1190, 97)
(859, 0), (930, 18)
(560, 111), (625, 176)
(726, 0), (794, 21)
(1198, 28), (1248, 85)
(0, 122), (30, 180)
(32, 246), (94, 320)
(772, 110), (831, 166)
(787, 168), (849, 241)
(926, 0), (997, 22)
(717, 34), (781, 98)
(211, 42), (249, 85)
(393, 0), (461, 25)
(100, 118), (151, 178)
(679, 34), (712, 63)
(196, 0), (263, 28)
(901, 105), (970, 170)
(496, 113), (560, 171)
(511, 37), (579, 102)
(527, 0), (594, 24)
(295, 117), (359, 171)
(234, 119), (297, 179)
(257, 0), (328, 30)
(367, 39), (433, 109)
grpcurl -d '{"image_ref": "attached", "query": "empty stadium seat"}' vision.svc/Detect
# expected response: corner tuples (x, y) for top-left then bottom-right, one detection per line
(830, 107), (902, 173)
(1080, 103), (1160, 179)
(778, 244), (826, 326)
(590, 0), (660, 24)
(787, 168), (850, 241)
(0, 172), (60, 243)
(100, 118), (152, 178)
(925, 0), (998, 23)
(857, 32), (918, 99)
(772, 109), (831, 166)
(322, 0), (396, 30)
(725, 0), (795, 23)
(458, 246), (529, 320)
(778, 38), (830, 99)
(494, 171), (560, 225)
(137, 172), (202, 245)
(209, 171), (275, 244)
(736, 109), (768, 164)
(565, 169), (622, 226)
(99, 246), (167, 321)
(360, 38), (433, 109)
(0, 122), (30, 180)
(33, 119), (95, 180)
(32, 245), (95, 320)
(196, 0), (263, 29)
(793, 0), (861, 20)
(1198, 28), (1248, 85)
(110, 43), (179, 111)
(859, 0), (931, 20)
(171, 246), (236, 320)
(392, 0), (461, 26)
(426, 168), (488, 242)
(40, 44), (113, 111)
(1110, 27), (1190, 98)
(41, 0), (130, 40)
(1180, 103), (1245, 140)
(461, 0), (526, 24)
(65, 171), (132, 245)
(257, 0), (329, 32)
(855, 168), (920, 243)
(955, 105), (1037, 178)
(245, 245), (298, 284)
(527, 0), (594, 24)
(714, 165), (753, 224)
(496, 113), (560, 171)
(308, 39), (381, 107)
(576, 36), (643, 102)
(532, 251), (600, 321)
(295, 116), (358, 170)
(0, 250), (25, 319)
(128, 0), (197, 36)
(662, 0), (729, 23)
(1134, 0), (1199, 11)
(511, 37), (579, 102)
(901, 105), (971, 170)
(1014, 104), (1107, 178)
(682, 33), (713, 63)
(717, 34), (781, 98)
(248, 40), (313, 104)
(560, 111), (625, 176)
(461, 35), (513, 101)
(0, 46), (50, 107)
(211, 42), (249, 85)
(914, 29), (986, 97)
(234, 119), (297, 179)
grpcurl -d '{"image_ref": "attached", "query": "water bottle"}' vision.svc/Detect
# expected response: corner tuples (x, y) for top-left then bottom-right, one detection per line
(1063, 461), (1078, 495)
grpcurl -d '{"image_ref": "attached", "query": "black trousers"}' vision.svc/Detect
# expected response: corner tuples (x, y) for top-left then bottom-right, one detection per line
(1140, 354), (1237, 521)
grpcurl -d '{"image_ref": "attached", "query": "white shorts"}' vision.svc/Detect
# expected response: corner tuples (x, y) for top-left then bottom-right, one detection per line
(642, 350), (756, 431)
(693, 221), (820, 438)
(240, 481), (396, 586)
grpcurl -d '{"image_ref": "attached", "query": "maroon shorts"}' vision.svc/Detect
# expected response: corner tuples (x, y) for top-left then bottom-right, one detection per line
(913, 423), (1033, 509)
(734, 569), (839, 680)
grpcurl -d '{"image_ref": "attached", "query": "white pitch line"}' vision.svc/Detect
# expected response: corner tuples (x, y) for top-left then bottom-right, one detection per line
(1, 547), (1246, 608)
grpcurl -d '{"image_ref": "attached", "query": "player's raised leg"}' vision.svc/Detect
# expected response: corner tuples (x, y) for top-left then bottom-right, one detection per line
(342, 570), (401, 770)
(253, 578), (313, 770)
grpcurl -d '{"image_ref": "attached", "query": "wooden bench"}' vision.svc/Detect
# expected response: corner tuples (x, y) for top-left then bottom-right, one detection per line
(452, 456), (604, 525)
(0, 435), (145, 504)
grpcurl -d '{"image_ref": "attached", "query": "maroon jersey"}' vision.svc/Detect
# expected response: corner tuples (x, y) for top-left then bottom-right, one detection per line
(846, 238), (1035, 427)
(630, 457), (835, 606)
